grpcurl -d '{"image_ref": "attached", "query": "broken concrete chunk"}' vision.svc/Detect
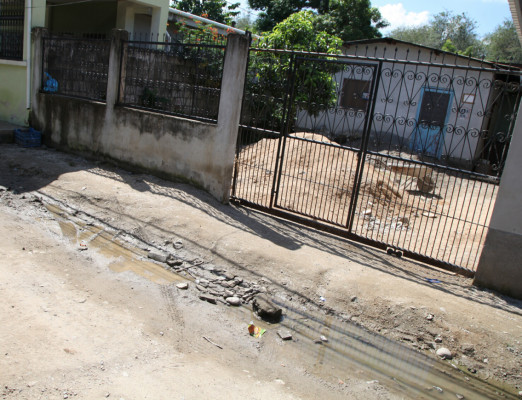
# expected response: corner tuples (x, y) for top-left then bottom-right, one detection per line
(199, 294), (217, 304)
(252, 295), (282, 323)
(196, 279), (209, 288)
(167, 257), (183, 267)
(225, 296), (241, 306)
(147, 250), (168, 263)
(436, 347), (453, 360)
(277, 330), (293, 341)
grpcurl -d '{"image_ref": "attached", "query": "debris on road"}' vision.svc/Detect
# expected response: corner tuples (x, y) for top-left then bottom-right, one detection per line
(277, 330), (293, 341)
(248, 322), (266, 338)
(252, 295), (282, 322)
(203, 336), (223, 349)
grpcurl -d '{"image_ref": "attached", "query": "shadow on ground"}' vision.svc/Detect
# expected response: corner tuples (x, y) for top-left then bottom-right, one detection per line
(1, 144), (521, 317)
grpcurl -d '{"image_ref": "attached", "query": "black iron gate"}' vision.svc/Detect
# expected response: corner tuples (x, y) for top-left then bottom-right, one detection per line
(231, 48), (521, 275)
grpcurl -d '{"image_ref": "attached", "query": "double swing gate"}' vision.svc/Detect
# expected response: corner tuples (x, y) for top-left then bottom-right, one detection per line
(231, 47), (522, 275)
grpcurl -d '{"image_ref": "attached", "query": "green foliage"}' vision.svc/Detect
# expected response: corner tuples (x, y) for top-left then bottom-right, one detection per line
(441, 38), (457, 53)
(171, 0), (240, 25)
(250, 11), (343, 124)
(484, 20), (522, 63)
(390, 11), (484, 57)
(248, 0), (387, 40)
(314, 0), (388, 41)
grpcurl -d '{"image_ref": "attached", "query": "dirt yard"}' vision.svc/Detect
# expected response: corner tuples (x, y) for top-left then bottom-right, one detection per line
(0, 144), (521, 399)
(234, 132), (498, 270)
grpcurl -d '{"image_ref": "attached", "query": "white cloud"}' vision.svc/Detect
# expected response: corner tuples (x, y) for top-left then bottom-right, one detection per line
(378, 3), (430, 32)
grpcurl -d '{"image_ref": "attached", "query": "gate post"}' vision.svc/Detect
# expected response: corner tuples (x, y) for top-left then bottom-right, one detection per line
(106, 29), (129, 109)
(30, 27), (48, 127)
(474, 101), (522, 300)
(213, 33), (250, 203)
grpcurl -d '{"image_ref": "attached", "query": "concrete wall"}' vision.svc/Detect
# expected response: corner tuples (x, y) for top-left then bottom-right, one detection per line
(30, 29), (249, 203)
(474, 100), (522, 299)
(0, 62), (28, 125)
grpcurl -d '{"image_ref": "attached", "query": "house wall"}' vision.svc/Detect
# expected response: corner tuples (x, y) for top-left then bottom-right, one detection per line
(0, 0), (45, 125)
(0, 63), (28, 125)
(47, 1), (118, 36)
(297, 44), (495, 162)
(0, 0), (168, 126)
(116, 0), (169, 38)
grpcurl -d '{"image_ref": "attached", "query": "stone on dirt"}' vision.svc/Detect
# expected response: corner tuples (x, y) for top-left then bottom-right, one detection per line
(225, 296), (241, 306)
(148, 250), (168, 263)
(252, 295), (282, 323)
(167, 257), (183, 267)
(176, 282), (189, 290)
(461, 343), (475, 355)
(277, 330), (293, 340)
(199, 294), (217, 304)
(436, 347), (453, 359)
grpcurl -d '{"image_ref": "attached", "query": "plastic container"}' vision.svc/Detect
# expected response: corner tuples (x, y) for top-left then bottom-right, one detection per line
(14, 128), (42, 148)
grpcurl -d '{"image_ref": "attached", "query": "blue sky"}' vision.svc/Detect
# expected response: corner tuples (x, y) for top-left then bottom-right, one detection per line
(236, 0), (513, 38)
(372, 0), (512, 37)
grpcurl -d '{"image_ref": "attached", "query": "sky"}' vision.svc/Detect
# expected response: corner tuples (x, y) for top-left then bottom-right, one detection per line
(372, 0), (512, 38)
(236, 0), (513, 38)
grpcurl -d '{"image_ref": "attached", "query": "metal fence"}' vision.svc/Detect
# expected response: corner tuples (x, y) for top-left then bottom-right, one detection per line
(0, 0), (24, 60)
(118, 34), (227, 123)
(41, 36), (111, 101)
(232, 48), (521, 274)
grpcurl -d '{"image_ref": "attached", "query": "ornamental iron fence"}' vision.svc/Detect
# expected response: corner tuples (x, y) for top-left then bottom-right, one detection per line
(232, 48), (521, 274)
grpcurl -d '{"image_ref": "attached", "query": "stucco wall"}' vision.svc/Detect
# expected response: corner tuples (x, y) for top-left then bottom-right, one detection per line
(33, 94), (224, 191)
(474, 100), (522, 299)
(0, 0), (45, 125)
(0, 62), (28, 125)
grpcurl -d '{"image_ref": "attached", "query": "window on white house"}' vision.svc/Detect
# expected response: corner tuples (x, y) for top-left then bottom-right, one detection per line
(340, 78), (371, 110)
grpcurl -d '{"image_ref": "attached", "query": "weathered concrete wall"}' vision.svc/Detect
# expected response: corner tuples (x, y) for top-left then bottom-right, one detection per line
(30, 30), (249, 203)
(0, 62), (28, 125)
(474, 100), (522, 300)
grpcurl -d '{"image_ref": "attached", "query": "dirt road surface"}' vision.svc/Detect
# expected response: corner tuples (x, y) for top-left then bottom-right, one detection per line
(0, 145), (521, 399)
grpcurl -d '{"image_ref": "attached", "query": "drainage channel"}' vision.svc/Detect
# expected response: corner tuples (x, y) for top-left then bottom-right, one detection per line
(43, 198), (517, 400)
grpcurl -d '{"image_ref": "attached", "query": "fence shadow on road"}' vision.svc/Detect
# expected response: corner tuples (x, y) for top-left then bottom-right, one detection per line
(0, 144), (520, 317)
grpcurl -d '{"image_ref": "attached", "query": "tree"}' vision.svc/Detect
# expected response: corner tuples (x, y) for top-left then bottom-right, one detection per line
(390, 11), (483, 57)
(248, 0), (387, 39)
(484, 19), (522, 63)
(248, 11), (343, 127)
(314, 0), (388, 42)
(235, 13), (256, 33)
(171, 0), (240, 25)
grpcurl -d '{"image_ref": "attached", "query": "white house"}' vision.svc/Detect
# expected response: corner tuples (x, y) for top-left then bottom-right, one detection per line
(296, 38), (520, 170)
